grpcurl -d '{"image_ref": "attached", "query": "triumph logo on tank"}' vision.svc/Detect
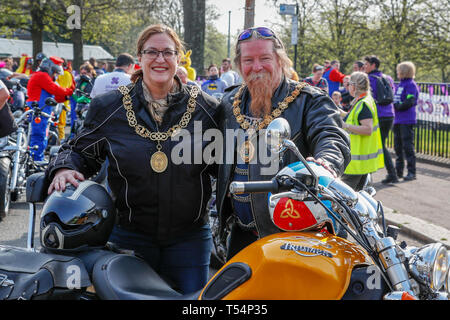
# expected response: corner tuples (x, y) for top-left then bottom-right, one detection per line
(280, 242), (333, 258)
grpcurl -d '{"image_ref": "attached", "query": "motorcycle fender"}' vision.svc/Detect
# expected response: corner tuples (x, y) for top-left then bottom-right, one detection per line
(200, 232), (372, 300)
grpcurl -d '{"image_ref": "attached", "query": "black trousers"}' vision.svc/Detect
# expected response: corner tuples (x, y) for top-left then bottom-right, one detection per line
(393, 123), (416, 176)
(226, 223), (258, 261)
(341, 174), (369, 191)
(379, 117), (397, 178)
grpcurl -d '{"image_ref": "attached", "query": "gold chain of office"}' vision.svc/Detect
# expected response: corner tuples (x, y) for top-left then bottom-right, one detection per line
(118, 84), (199, 173)
(118, 85), (199, 142)
(232, 82), (308, 131)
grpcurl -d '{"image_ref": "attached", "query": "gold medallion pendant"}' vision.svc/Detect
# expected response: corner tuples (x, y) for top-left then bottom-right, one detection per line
(240, 140), (255, 163)
(150, 151), (168, 173)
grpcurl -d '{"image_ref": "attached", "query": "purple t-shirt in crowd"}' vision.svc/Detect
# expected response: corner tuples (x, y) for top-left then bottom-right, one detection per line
(368, 70), (395, 118)
(393, 78), (420, 125)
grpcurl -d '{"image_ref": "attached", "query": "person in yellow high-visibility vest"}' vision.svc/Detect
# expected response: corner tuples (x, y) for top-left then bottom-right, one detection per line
(340, 71), (384, 191)
(56, 59), (75, 141)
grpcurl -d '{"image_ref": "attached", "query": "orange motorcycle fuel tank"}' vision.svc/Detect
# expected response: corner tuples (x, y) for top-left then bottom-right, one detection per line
(199, 231), (373, 300)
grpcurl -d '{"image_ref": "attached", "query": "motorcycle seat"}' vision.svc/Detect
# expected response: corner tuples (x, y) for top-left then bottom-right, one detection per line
(26, 172), (48, 203)
(0, 245), (91, 299)
(92, 253), (201, 300)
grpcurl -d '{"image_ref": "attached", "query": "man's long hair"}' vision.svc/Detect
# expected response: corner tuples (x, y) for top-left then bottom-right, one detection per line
(233, 31), (292, 79)
(233, 30), (293, 118)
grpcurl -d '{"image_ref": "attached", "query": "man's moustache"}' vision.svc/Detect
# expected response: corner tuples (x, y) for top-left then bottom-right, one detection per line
(247, 71), (271, 82)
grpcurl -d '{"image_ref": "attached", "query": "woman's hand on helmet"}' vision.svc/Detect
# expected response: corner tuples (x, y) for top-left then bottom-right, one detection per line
(48, 169), (85, 194)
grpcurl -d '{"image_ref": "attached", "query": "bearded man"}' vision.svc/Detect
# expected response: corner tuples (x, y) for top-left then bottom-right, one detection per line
(216, 27), (351, 260)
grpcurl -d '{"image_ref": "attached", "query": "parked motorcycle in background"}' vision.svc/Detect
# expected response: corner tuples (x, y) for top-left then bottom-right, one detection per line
(6, 78), (28, 113)
(0, 98), (60, 216)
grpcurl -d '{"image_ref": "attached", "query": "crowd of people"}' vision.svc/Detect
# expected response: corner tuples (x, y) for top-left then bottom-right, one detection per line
(0, 35), (421, 192)
(297, 56), (419, 187)
(0, 24), (421, 295)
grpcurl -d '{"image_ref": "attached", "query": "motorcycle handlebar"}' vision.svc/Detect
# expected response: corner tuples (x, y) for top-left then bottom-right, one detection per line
(15, 109), (34, 124)
(75, 89), (90, 98)
(15, 108), (53, 124)
(230, 180), (280, 195)
(40, 111), (52, 118)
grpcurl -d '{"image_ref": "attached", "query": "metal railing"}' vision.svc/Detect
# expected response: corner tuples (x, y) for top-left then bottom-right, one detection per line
(386, 83), (449, 159)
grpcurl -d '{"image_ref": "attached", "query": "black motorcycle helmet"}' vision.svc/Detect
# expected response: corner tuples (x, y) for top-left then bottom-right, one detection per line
(38, 57), (63, 77)
(36, 52), (47, 62)
(40, 181), (116, 252)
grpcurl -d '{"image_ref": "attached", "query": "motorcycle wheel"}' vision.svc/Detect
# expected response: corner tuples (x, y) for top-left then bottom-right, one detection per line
(0, 157), (12, 216)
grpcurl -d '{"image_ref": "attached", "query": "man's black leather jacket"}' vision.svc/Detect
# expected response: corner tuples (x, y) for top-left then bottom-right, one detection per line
(216, 78), (351, 238)
(46, 77), (220, 242)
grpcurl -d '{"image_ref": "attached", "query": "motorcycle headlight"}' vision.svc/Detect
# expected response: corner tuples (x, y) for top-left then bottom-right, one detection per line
(409, 243), (448, 290)
(0, 136), (8, 148)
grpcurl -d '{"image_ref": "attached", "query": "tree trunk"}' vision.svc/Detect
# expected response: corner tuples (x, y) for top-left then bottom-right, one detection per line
(182, 0), (205, 76)
(72, 28), (83, 72)
(30, 0), (44, 70)
(244, 0), (255, 29)
(70, 0), (84, 71)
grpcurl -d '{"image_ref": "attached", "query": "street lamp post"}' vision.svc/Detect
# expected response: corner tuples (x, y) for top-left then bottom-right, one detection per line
(279, 3), (299, 72)
(227, 10), (231, 58)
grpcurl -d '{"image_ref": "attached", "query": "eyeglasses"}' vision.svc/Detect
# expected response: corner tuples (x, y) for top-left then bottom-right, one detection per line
(238, 27), (280, 43)
(141, 49), (178, 60)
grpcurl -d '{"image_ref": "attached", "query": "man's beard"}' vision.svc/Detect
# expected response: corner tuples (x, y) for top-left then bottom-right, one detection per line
(246, 71), (274, 118)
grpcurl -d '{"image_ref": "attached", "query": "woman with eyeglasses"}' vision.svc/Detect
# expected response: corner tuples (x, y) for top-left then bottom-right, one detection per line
(46, 24), (221, 294)
(340, 71), (384, 191)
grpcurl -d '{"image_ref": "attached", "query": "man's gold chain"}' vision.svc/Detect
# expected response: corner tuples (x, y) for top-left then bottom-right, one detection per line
(232, 82), (307, 131)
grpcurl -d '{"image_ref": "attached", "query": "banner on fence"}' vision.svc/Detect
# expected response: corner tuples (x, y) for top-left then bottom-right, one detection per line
(416, 83), (449, 121)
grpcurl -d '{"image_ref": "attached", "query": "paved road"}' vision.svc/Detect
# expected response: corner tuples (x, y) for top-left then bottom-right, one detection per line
(0, 199), (42, 249)
(371, 160), (450, 230)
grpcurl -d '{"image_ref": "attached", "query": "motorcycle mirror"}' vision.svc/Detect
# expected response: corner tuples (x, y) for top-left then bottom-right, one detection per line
(266, 118), (320, 190)
(265, 118), (291, 154)
(45, 97), (57, 106)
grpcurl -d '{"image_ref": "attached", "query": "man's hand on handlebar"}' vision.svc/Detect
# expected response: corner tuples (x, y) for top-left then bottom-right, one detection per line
(306, 157), (337, 178)
(48, 168), (85, 194)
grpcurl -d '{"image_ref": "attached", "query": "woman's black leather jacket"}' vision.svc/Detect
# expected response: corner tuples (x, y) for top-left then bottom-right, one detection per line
(46, 78), (221, 242)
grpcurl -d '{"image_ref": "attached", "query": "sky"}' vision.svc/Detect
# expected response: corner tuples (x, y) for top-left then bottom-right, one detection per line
(208, 0), (294, 36)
